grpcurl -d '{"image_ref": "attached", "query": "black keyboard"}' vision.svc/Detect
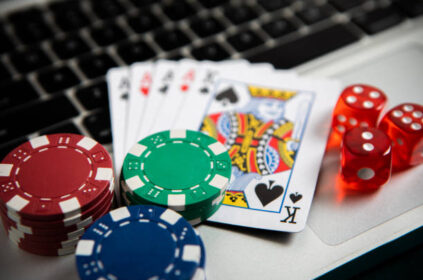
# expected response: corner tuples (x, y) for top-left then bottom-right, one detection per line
(0, 0), (421, 159)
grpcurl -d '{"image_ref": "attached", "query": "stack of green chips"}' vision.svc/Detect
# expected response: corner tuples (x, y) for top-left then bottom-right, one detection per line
(120, 130), (232, 225)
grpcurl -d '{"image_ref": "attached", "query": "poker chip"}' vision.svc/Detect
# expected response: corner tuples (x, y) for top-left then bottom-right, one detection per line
(0, 133), (115, 256)
(0, 192), (113, 236)
(0, 133), (113, 220)
(194, 231), (206, 280)
(121, 185), (223, 225)
(0, 181), (114, 229)
(121, 129), (230, 225)
(76, 205), (205, 280)
(12, 241), (78, 256)
(5, 200), (112, 248)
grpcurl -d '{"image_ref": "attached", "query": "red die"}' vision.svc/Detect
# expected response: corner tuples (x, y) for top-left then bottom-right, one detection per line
(341, 127), (392, 191)
(329, 85), (387, 148)
(379, 103), (423, 171)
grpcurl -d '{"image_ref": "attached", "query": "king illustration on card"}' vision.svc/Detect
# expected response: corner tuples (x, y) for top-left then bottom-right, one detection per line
(202, 83), (312, 210)
(199, 76), (327, 232)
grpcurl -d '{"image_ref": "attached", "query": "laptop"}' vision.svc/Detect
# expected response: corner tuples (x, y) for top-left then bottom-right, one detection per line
(0, 0), (422, 279)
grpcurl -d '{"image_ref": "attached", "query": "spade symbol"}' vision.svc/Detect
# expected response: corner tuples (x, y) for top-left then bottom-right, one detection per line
(289, 192), (302, 204)
(159, 85), (168, 93)
(215, 88), (238, 105)
(200, 87), (209, 94)
(255, 180), (284, 207)
(120, 93), (129, 100)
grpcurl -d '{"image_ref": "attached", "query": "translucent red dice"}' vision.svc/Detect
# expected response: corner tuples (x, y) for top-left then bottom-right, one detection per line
(379, 103), (423, 171)
(330, 85), (388, 147)
(341, 127), (392, 191)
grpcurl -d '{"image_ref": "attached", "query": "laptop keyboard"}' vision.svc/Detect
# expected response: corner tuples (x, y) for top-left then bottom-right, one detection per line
(0, 0), (422, 159)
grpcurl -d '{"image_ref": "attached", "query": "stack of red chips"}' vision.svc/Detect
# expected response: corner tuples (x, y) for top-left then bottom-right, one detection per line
(0, 133), (114, 256)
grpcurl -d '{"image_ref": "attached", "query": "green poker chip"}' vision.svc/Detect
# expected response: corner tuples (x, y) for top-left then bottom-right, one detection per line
(122, 130), (232, 211)
(120, 187), (224, 225)
(120, 177), (223, 210)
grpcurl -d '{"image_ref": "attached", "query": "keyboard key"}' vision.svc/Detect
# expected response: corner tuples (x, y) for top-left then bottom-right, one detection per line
(40, 121), (81, 135)
(51, 34), (90, 59)
(130, 0), (155, 7)
(329, 0), (366, 12)
(353, 7), (404, 34)
(9, 47), (51, 73)
(0, 79), (39, 110)
(127, 12), (161, 33)
(77, 53), (117, 79)
(224, 4), (258, 25)
(167, 53), (187, 60)
(297, 4), (333, 25)
(37, 66), (80, 93)
(0, 94), (78, 143)
(192, 42), (230, 61)
(154, 28), (190, 51)
(162, 1), (195, 21)
(190, 16), (224, 37)
(262, 18), (296, 38)
(248, 24), (360, 68)
(76, 81), (108, 110)
(198, 0), (228, 8)
(49, 1), (90, 31)
(258, 0), (292, 11)
(394, 0), (423, 18)
(117, 40), (156, 64)
(90, 22), (127, 46)
(8, 8), (53, 44)
(83, 110), (112, 144)
(227, 30), (264, 52)
(90, 0), (125, 19)
(0, 62), (11, 82)
(0, 25), (14, 54)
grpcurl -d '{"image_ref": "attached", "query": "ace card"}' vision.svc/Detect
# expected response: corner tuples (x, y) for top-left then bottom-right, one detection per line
(126, 62), (154, 151)
(107, 67), (130, 176)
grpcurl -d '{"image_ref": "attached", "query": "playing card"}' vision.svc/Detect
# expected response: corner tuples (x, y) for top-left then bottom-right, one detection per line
(136, 60), (177, 140)
(106, 67), (130, 176)
(172, 60), (248, 130)
(200, 72), (341, 232)
(148, 59), (198, 135)
(125, 62), (154, 151)
(173, 61), (296, 131)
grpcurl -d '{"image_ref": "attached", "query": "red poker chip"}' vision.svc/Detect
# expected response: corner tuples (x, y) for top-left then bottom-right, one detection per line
(10, 238), (77, 256)
(8, 232), (79, 250)
(0, 194), (113, 236)
(2, 200), (112, 245)
(6, 201), (112, 249)
(0, 134), (114, 220)
(0, 181), (114, 229)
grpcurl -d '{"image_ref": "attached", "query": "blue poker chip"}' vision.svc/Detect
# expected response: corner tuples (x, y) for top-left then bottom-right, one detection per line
(75, 205), (202, 280)
(192, 231), (206, 280)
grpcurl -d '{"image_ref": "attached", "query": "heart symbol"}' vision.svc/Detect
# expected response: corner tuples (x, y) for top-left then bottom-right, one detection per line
(181, 84), (188, 92)
(140, 87), (149, 95)
(215, 88), (238, 105)
(289, 192), (302, 204)
(255, 180), (284, 207)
